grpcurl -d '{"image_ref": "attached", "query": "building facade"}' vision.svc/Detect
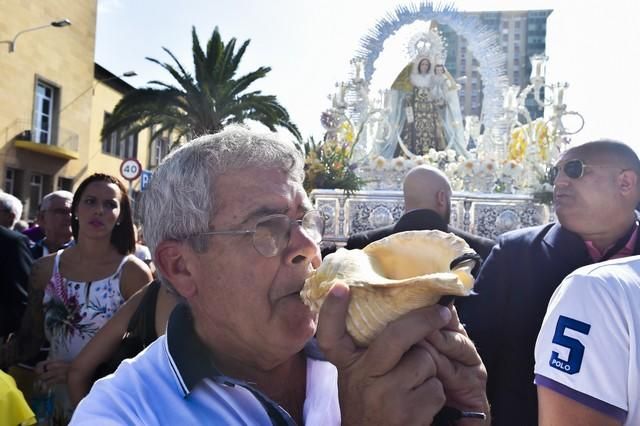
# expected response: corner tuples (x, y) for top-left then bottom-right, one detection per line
(441, 9), (552, 120)
(0, 0), (162, 220)
(89, 64), (154, 214)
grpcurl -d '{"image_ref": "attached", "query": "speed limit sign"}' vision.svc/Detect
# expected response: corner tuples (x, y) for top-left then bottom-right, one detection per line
(120, 158), (142, 181)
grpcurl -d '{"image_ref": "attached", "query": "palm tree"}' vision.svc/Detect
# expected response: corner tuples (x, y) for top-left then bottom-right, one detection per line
(102, 26), (301, 142)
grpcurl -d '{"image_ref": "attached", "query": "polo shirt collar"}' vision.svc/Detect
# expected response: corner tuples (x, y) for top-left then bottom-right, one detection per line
(165, 303), (220, 395)
(165, 302), (327, 396)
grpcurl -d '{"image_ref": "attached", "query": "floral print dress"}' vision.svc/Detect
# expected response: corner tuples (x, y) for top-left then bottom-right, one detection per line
(43, 250), (130, 362)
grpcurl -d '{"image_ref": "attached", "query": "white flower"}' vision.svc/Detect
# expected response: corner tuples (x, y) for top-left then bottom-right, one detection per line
(373, 156), (386, 171)
(446, 149), (458, 162)
(404, 157), (416, 169)
(414, 156), (425, 165)
(445, 162), (458, 175)
(392, 156), (405, 171)
(428, 148), (439, 162)
(482, 159), (497, 175)
(502, 160), (523, 177)
(459, 159), (477, 176)
(541, 182), (553, 192)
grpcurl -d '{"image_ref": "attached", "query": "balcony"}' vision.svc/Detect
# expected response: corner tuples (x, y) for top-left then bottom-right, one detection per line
(11, 119), (79, 160)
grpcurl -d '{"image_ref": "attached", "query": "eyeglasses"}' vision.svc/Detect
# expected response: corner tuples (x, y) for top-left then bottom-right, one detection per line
(191, 210), (325, 258)
(549, 159), (625, 181)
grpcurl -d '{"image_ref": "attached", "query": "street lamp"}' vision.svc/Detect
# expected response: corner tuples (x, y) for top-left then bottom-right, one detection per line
(0, 19), (72, 53)
(60, 70), (138, 113)
(91, 71), (137, 93)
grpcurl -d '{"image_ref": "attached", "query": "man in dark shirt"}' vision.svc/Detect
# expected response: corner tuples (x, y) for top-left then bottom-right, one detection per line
(462, 140), (640, 425)
(346, 165), (495, 260)
(0, 192), (32, 342)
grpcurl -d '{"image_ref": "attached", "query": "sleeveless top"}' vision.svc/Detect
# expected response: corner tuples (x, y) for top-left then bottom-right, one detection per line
(43, 249), (130, 362)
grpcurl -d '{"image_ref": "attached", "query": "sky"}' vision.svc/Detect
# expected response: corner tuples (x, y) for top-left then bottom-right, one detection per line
(95, 0), (640, 153)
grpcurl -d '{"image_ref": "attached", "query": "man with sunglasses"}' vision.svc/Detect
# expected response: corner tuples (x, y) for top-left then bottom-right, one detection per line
(459, 140), (640, 425)
(71, 125), (490, 424)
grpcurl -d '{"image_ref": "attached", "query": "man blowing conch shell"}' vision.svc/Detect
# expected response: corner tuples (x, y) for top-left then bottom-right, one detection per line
(72, 126), (489, 425)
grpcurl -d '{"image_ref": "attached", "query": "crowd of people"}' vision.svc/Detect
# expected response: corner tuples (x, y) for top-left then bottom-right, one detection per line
(1, 125), (638, 425)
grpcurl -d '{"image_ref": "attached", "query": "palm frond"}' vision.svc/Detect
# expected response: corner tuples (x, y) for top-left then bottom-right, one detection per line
(101, 26), (301, 145)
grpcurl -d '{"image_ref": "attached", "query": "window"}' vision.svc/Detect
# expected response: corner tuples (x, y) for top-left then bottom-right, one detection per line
(29, 174), (43, 218)
(150, 135), (170, 167)
(33, 80), (59, 145)
(101, 113), (138, 159)
(57, 177), (73, 191)
(5, 168), (15, 194)
(514, 21), (521, 28)
(514, 33), (521, 41)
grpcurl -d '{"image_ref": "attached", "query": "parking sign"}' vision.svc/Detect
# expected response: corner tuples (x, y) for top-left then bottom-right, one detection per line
(141, 170), (153, 191)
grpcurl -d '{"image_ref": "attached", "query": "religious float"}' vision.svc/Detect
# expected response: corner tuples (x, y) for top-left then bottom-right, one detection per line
(308, 3), (584, 243)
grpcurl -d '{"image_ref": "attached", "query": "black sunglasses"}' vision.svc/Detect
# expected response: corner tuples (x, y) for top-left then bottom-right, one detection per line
(550, 159), (625, 181)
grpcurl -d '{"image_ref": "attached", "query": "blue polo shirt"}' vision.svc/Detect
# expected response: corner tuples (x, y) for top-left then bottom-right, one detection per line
(70, 304), (340, 425)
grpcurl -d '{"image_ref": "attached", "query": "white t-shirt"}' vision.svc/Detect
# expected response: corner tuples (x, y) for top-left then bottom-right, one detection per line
(534, 255), (640, 425)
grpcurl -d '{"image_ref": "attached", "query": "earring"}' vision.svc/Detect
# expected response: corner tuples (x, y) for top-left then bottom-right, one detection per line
(73, 216), (78, 220)
(116, 222), (121, 226)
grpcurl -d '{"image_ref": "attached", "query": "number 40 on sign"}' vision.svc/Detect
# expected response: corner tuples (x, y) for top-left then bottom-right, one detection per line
(120, 158), (142, 181)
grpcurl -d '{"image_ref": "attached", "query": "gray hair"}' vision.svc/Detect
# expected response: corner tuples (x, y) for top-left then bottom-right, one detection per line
(0, 192), (23, 228)
(140, 125), (304, 289)
(40, 190), (73, 212)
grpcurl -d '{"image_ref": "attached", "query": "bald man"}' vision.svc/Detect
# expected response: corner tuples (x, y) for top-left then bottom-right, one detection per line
(346, 165), (495, 259)
(463, 140), (640, 425)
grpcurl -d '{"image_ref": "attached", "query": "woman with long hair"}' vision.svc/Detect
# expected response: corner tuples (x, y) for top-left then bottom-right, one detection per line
(0, 173), (152, 420)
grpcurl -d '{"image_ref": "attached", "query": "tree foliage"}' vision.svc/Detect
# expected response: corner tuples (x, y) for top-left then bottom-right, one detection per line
(102, 26), (301, 143)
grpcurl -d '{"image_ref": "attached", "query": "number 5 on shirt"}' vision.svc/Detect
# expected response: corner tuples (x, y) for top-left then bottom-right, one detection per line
(549, 315), (591, 375)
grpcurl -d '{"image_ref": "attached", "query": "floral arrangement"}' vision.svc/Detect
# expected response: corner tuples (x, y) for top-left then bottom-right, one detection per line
(368, 148), (461, 173)
(508, 118), (552, 163)
(494, 159), (525, 193)
(302, 128), (364, 196)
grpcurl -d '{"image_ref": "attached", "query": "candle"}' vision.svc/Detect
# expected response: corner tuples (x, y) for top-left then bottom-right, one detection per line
(555, 87), (565, 107)
(503, 88), (518, 110)
(383, 89), (390, 109)
(535, 62), (542, 79)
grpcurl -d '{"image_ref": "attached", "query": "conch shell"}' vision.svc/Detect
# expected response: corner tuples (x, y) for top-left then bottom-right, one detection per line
(300, 230), (478, 347)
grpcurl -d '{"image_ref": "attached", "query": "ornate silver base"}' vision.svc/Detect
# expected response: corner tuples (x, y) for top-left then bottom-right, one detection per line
(312, 189), (552, 243)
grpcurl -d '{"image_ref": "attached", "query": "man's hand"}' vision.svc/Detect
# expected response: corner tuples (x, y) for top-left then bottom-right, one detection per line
(316, 283), (453, 425)
(422, 305), (490, 425)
